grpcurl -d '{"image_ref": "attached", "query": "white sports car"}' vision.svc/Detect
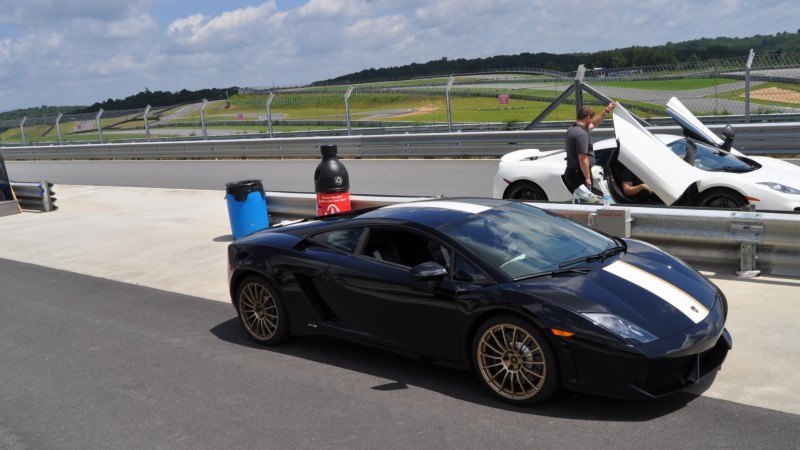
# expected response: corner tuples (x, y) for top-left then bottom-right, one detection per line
(493, 98), (800, 212)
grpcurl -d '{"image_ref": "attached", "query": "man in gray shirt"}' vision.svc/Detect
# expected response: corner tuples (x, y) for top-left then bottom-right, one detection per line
(563, 103), (616, 198)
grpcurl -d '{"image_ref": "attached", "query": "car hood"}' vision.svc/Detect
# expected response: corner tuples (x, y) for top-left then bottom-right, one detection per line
(748, 156), (800, 177)
(517, 240), (719, 339)
(732, 164), (800, 187)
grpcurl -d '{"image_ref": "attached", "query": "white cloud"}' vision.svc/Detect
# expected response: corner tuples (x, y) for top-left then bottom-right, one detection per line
(297, 0), (364, 18)
(105, 14), (159, 38)
(167, 3), (279, 46)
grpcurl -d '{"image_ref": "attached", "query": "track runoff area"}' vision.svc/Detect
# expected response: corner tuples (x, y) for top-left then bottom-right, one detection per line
(1, 160), (799, 447)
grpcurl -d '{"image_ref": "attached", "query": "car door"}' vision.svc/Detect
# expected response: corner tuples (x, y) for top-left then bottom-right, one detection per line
(316, 226), (462, 362)
(666, 97), (745, 156)
(666, 97), (726, 146)
(614, 103), (702, 205)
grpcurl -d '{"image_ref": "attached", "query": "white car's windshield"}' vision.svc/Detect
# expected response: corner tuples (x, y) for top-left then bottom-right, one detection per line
(667, 139), (755, 173)
(438, 203), (617, 280)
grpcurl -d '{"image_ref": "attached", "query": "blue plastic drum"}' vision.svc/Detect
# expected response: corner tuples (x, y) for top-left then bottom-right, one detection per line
(225, 179), (269, 239)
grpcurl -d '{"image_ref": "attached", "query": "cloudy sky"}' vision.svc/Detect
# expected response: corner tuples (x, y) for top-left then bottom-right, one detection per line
(0, 0), (798, 111)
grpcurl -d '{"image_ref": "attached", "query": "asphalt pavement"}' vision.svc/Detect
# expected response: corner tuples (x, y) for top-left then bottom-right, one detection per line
(6, 159), (799, 197)
(2, 258), (799, 448)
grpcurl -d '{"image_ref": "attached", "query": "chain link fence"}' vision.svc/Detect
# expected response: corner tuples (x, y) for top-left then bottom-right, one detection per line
(3, 52), (800, 146)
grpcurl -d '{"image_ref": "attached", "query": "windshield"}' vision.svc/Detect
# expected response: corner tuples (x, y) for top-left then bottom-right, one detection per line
(667, 139), (755, 173)
(437, 203), (615, 279)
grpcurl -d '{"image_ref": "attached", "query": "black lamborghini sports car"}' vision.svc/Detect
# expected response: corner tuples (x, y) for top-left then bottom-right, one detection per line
(227, 199), (731, 405)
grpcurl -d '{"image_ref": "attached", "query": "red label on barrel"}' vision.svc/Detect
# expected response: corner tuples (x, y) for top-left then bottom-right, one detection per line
(316, 191), (351, 216)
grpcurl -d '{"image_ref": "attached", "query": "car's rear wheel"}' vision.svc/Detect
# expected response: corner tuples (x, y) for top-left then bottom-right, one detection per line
(695, 188), (747, 209)
(472, 315), (558, 405)
(504, 181), (548, 201)
(236, 276), (289, 345)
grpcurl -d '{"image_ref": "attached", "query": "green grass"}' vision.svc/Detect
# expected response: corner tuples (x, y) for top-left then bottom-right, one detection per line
(592, 77), (736, 91)
(3, 74), (763, 144)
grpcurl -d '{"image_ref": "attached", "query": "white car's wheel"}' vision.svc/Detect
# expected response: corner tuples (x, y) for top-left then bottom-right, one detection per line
(696, 188), (747, 209)
(504, 181), (548, 201)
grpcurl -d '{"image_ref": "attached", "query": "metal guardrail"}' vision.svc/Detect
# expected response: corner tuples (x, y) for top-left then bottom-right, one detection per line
(264, 192), (800, 278)
(2, 121), (800, 160)
(10, 181), (56, 212)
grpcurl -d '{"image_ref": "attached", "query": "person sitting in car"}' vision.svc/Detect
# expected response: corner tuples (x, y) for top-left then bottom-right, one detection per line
(619, 166), (659, 203)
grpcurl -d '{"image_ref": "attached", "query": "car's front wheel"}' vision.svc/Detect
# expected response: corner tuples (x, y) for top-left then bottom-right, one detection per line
(472, 315), (558, 405)
(236, 276), (289, 345)
(695, 188), (747, 209)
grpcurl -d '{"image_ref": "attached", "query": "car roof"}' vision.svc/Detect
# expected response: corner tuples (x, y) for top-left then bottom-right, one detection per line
(356, 198), (510, 228)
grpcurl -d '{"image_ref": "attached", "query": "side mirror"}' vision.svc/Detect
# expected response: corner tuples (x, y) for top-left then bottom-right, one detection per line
(721, 124), (735, 151)
(408, 261), (448, 281)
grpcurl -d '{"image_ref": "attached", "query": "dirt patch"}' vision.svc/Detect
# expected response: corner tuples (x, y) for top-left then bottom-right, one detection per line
(743, 86), (800, 105)
(388, 106), (439, 119)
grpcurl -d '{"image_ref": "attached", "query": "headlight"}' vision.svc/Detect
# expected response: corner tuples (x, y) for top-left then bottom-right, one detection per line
(757, 182), (800, 195)
(581, 313), (658, 344)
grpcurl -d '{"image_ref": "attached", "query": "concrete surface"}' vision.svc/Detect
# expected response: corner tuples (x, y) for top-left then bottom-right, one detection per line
(0, 185), (231, 302)
(0, 185), (798, 417)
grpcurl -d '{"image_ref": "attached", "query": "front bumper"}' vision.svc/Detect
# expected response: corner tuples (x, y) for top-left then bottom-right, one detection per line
(557, 298), (731, 400)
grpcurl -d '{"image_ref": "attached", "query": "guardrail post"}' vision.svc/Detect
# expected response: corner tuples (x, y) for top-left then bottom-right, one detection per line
(200, 99), (208, 140)
(143, 105), (152, 142)
(19, 116), (28, 146)
(575, 65), (585, 118)
(744, 49), (755, 123)
(730, 211), (763, 277)
(445, 76), (455, 132)
(55, 113), (63, 144)
(344, 86), (354, 136)
(266, 92), (275, 138)
(95, 109), (104, 143)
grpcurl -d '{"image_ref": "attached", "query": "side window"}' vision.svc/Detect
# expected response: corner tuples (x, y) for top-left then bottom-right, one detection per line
(451, 253), (493, 285)
(361, 228), (447, 268)
(309, 227), (365, 253)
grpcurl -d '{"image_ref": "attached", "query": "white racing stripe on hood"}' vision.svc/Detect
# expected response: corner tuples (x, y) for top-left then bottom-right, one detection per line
(603, 260), (710, 324)
(383, 201), (490, 214)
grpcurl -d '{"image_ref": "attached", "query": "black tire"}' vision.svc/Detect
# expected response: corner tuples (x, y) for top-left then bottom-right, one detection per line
(471, 314), (558, 405)
(236, 276), (289, 345)
(503, 181), (548, 201)
(695, 188), (747, 209)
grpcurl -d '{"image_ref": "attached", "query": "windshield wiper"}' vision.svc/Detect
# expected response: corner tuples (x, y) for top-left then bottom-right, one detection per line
(515, 267), (592, 281)
(558, 245), (626, 268)
(710, 165), (752, 173)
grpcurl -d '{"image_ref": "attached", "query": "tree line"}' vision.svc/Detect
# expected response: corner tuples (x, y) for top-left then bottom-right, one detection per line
(315, 30), (800, 85)
(74, 87), (238, 114)
(0, 87), (238, 120)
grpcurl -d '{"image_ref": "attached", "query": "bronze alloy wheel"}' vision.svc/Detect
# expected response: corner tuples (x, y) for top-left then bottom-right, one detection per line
(476, 323), (548, 401)
(237, 279), (283, 343)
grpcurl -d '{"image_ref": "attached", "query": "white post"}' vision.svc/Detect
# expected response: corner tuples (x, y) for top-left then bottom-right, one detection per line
(344, 86), (354, 136)
(266, 92), (275, 138)
(445, 76), (455, 132)
(745, 49), (755, 123)
(575, 64), (586, 118)
(95, 109), (104, 143)
(143, 105), (152, 142)
(55, 113), (63, 144)
(20, 116), (28, 146)
(200, 99), (208, 140)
